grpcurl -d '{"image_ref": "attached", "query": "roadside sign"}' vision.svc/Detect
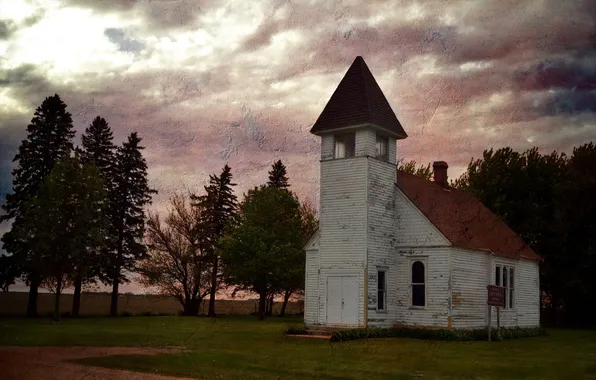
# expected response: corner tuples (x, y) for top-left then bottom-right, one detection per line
(487, 285), (505, 307)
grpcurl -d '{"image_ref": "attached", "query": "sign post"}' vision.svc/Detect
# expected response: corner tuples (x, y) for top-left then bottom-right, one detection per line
(487, 285), (505, 341)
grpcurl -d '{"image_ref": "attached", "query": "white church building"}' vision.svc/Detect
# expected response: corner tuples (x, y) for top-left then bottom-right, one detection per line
(303, 56), (541, 330)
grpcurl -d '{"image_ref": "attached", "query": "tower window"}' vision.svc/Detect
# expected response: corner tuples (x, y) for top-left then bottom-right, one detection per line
(334, 133), (355, 158)
(376, 134), (388, 161)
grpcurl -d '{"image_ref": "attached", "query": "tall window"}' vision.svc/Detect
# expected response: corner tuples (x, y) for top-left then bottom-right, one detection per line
(334, 133), (355, 158)
(377, 270), (386, 311)
(495, 264), (515, 310)
(376, 134), (388, 161)
(411, 261), (425, 307)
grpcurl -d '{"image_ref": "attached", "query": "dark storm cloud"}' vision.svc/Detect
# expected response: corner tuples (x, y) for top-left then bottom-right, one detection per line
(514, 54), (596, 93)
(63, 0), (207, 32)
(0, 10), (45, 40)
(0, 65), (73, 109)
(0, 114), (28, 209)
(549, 91), (596, 115)
(104, 28), (145, 54)
(0, 19), (18, 40)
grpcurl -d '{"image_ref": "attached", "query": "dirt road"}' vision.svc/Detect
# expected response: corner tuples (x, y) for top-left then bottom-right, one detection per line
(0, 346), (197, 380)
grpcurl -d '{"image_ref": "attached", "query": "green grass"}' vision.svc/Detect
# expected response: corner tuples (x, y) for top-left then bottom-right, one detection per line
(1, 316), (595, 380)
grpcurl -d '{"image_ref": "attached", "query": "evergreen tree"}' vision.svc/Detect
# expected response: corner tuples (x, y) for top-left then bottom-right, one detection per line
(103, 132), (156, 317)
(81, 116), (116, 179)
(191, 165), (238, 317)
(0, 94), (75, 317)
(264, 159), (290, 314)
(13, 152), (109, 321)
(77, 116), (116, 316)
(267, 160), (290, 189)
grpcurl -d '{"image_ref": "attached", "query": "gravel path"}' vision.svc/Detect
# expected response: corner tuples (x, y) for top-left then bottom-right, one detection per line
(0, 346), (197, 380)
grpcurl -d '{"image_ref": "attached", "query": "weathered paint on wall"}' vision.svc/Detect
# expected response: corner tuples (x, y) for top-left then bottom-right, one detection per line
(307, 126), (541, 330)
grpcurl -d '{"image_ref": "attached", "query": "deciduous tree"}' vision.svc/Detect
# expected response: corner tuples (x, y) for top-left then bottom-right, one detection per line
(13, 152), (108, 321)
(139, 194), (211, 316)
(397, 159), (433, 180)
(453, 144), (596, 327)
(219, 186), (303, 320)
(0, 254), (19, 292)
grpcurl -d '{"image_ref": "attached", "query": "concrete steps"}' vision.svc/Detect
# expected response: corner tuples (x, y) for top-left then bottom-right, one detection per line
(306, 329), (333, 337)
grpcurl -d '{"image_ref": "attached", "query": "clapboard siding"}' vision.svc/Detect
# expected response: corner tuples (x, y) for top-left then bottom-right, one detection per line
(451, 249), (540, 328)
(321, 135), (334, 160)
(516, 259), (540, 327)
(304, 249), (320, 325)
(388, 138), (396, 165)
(319, 157), (367, 269)
(395, 187), (450, 247)
(451, 247), (490, 328)
(367, 158), (398, 325)
(393, 247), (451, 327)
(356, 128), (376, 157)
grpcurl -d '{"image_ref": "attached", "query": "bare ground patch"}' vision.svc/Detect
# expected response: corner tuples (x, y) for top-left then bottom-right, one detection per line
(0, 346), (196, 380)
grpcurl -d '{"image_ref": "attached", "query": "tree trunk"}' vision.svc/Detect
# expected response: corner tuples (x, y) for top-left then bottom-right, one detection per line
(183, 298), (200, 316)
(54, 277), (62, 322)
(266, 294), (273, 316)
(110, 277), (119, 317)
(207, 253), (217, 318)
(26, 279), (39, 317)
(280, 289), (292, 317)
(72, 278), (82, 317)
(258, 290), (267, 320)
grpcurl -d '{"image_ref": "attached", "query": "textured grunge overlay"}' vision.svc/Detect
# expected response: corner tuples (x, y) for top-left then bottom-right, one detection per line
(1, 0), (595, 293)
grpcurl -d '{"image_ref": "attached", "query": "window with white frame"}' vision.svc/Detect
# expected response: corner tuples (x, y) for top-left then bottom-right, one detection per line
(334, 133), (355, 158)
(495, 264), (515, 309)
(377, 270), (386, 311)
(411, 260), (425, 307)
(376, 134), (388, 161)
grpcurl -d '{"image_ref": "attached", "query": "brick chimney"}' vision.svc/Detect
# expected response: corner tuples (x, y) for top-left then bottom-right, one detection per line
(433, 161), (449, 187)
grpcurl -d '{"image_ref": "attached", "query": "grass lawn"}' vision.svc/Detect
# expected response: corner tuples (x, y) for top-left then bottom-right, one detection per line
(1, 316), (595, 380)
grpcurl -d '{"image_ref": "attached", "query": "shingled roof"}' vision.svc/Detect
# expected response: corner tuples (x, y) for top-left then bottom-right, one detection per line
(396, 170), (541, 262)
(310, 56), (408, 138)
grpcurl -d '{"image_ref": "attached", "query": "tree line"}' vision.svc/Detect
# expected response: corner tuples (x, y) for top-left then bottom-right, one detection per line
(400, 144), (596, 328)
(0, 94), (318, 321)
(1, 94), (593, 326)
(139, 159), (317, 320)
(0, 94), (155, 320)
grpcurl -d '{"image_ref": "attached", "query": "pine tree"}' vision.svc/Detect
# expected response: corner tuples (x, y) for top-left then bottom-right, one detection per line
(0, 94), (75, 317)
(77, 116), (116, 317)
(191, 165), (238, 317)
(13, 151), (109, 321)
(267, 160), (290, 189)
(81, 116), (116, 180)
(265, 159), (290, 315)
(104, 132), (156, 317)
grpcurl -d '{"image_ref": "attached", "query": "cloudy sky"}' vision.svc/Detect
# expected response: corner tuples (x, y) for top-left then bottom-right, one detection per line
(1, 0), (595, 293)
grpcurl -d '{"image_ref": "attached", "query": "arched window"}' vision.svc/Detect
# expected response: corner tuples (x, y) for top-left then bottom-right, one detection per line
(411, 261), (425, 307)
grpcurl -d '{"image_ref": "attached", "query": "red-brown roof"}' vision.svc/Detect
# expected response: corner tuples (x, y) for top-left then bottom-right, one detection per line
(396, 170), (541, 262)
(310, 56), (408, 139)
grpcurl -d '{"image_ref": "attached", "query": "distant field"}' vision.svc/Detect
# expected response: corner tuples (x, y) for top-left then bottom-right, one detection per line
(0, 292), (303, 316)
(1, 316), (595, 380)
